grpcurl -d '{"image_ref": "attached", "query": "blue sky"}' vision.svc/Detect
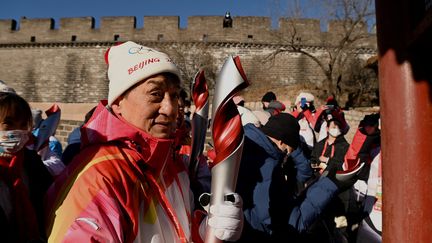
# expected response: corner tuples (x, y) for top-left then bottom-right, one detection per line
(0, 0), (286, 28)
(0, 0), (376, 32)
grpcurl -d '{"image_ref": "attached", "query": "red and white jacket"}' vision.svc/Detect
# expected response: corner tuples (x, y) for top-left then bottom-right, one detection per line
(46, 101), (203, 243)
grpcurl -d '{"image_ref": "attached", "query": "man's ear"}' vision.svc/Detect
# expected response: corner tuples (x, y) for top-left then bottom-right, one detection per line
(111, 97), (124, 115)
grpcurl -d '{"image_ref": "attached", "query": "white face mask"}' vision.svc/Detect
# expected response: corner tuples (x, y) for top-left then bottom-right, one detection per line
(0, 130), (30, 154)
(328, 128), (341, 137)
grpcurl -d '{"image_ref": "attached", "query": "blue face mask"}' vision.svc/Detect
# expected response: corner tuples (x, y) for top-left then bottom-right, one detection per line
(0, 130), (30, 154)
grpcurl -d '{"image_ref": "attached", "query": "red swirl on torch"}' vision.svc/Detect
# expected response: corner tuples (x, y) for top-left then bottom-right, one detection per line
(205, 56), (249, 243)
(210, 57), (249, 167)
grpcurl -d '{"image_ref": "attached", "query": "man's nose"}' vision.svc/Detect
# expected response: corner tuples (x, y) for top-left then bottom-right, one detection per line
(160, 94), (177, 116)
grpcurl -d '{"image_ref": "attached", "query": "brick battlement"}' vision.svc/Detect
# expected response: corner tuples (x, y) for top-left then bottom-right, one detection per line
(0, 16), (376, 48)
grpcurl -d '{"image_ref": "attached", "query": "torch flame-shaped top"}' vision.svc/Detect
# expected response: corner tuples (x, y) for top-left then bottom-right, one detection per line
(192, 70), (209, 111)
(210, 56), (249, 168)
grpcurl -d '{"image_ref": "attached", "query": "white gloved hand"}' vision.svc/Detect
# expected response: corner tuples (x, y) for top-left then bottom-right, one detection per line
(207, 193), (244, 242)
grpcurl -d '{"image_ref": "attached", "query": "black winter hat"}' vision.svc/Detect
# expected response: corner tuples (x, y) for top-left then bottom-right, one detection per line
(261, 113), (300, 149)
(360, 113), (380, 127)
(261, 91), (277, 102)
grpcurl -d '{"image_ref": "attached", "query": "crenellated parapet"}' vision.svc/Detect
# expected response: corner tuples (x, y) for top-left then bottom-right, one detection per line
(0, 16), (376, 48)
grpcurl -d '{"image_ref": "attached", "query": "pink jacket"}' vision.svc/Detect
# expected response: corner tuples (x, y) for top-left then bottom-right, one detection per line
(46, 101), (202, 243)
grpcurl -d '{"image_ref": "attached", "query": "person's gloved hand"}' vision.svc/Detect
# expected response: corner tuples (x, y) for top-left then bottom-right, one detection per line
(207, 193), (244, 241)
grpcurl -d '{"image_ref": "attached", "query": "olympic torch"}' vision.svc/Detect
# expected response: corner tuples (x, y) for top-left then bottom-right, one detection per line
(189, 70), (209, 178)
(204, 56), (249, 243)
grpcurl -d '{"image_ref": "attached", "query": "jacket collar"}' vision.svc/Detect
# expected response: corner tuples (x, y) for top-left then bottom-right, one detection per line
(81, 100), (175, 174)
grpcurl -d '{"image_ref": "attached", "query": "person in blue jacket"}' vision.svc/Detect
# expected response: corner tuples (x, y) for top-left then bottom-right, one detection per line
(236, 113), (341, 242)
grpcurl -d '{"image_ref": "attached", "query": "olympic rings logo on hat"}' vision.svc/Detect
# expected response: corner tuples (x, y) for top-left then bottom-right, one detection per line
(128, 46), (155, 55)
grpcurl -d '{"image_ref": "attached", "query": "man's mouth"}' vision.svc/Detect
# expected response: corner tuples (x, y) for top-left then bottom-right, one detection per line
(154, 121), (172, 127)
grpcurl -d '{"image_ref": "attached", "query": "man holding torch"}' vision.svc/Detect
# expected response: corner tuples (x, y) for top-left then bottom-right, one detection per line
(47, 41), (243, 243)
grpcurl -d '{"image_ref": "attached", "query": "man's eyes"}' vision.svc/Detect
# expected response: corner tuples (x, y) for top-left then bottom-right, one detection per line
(149, 90), (164, 98)
(147, 89), (180, 102)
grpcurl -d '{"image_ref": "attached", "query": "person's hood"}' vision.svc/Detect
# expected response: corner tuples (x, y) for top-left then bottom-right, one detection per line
(244, 124), (284, 161)
(81, 100), (175, 173)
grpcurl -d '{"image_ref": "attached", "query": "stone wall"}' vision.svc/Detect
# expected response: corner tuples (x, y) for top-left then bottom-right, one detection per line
(0, 42), (374, 104)
(57, 120), (82, 147)
(2, 45), (108, 102)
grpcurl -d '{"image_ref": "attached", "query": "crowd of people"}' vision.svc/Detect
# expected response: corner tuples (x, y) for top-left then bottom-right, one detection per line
(0, 41), (381, 243)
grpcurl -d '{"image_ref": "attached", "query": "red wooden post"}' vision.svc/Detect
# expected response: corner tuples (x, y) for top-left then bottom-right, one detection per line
(376, 0), (432, 242)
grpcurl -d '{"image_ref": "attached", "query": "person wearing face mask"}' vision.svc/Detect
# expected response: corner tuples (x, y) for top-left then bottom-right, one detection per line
(0, 91), (53, 242)
(315, 96), (350, 143)
(46, 41), (243, 243)
(308, 118), (351, 242)
(311, 118), (350, 172)
(235, 113), (341, 242)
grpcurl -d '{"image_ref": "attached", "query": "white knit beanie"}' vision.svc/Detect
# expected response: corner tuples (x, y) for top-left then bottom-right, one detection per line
(106, 41), (181, 106)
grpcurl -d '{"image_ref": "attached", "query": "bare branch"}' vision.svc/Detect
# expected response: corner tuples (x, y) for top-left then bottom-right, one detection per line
(266, 0), (376, 105)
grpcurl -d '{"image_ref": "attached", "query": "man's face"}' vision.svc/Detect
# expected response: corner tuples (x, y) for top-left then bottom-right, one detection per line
(112, 74), (181, 139)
